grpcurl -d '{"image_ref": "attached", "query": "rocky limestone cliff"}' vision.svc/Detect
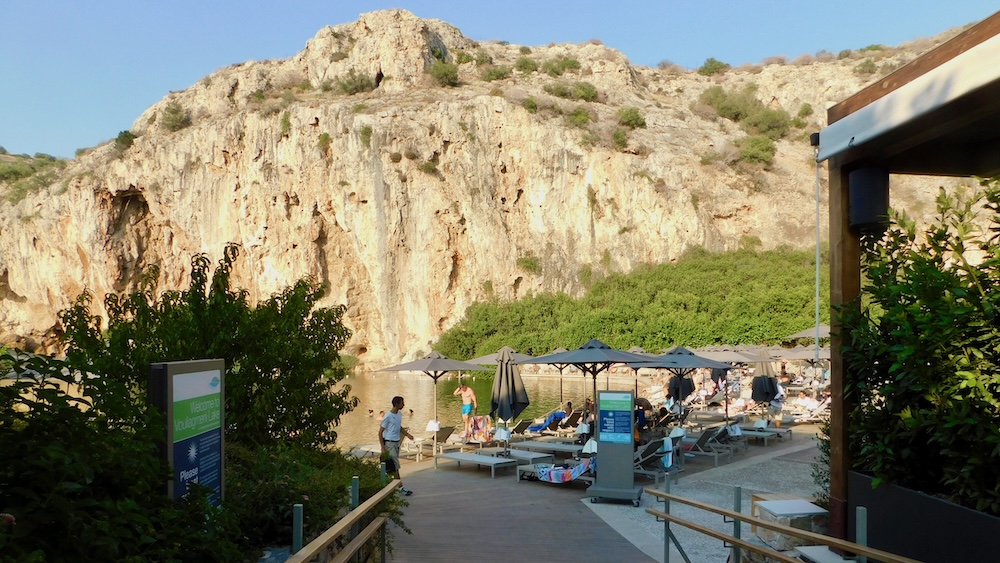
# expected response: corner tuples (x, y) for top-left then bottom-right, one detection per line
(0, 9), (971, 366)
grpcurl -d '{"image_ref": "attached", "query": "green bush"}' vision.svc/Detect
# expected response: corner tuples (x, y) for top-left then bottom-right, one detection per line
(697, 57), (731, 76)
(429, 61), (459, 86)
(481, 65), (512, 81)
(474, 50), (493, 66)
(700, 85), (791, 140)
(1, 154), (67, 203)
(736, 135), (776, 164)
(519, 46), (532, 55)
(612, 128), (628, 150)
(516, 255), (542, 275)
(162, 101), (191, 132)
(617, 107), (646, 129)
(855, 58), (877, 75)
(566, 106), (591, 128)
(418, 161), (438, 174)
(840, 179), (1000, 515)
(837, 49), (852, 59)
(280, 112), (292, 137)
(522, 96), (538, 113)
(359, 125), (373, 148)
(797, 103), (814, 118)
(541, 56), (581, 77)
(455, 50), (474, 64)
(113, 130), (137, 156)
(514, 57), (539, 73)
(338, 68), (375, 94)
(543, 81), (598, 102)
(318, 132), (332, 155)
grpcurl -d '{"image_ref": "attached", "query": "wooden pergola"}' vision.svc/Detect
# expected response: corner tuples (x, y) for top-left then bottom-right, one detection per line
(818, 11), (1000, 538)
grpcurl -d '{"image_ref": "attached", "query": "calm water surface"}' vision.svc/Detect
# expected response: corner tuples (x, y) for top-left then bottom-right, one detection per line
(330, 371), (642, 449)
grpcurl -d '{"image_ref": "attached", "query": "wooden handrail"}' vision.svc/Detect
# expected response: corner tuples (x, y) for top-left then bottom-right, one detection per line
(646, 509), (799, 563)
(329, 516), (387, 563)
(645, 487), (921, 563)
(286, 479), (400, 563)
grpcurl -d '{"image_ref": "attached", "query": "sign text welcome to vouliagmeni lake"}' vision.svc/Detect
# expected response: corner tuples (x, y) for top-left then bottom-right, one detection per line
(149, 359), (225, 506)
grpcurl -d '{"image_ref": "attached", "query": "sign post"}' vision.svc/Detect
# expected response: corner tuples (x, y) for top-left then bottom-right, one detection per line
(587, 390), (642, 505)
(148, 359), (225, 506)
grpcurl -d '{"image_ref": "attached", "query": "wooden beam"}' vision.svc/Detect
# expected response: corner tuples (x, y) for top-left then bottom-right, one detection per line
(829, 10), (1000, 123)
(827, 157), (860, 543)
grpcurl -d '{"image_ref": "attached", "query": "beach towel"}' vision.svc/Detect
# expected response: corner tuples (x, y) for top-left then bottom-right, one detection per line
(534, 457), (595, 483)
(463, 415), (493, 442)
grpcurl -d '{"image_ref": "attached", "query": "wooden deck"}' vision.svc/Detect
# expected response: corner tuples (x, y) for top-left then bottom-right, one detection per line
(387, 457), (656, 562)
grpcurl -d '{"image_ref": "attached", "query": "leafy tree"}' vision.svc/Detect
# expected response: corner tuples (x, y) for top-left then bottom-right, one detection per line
(60, 243), (357, 449)
(840, 180), (1000, 515)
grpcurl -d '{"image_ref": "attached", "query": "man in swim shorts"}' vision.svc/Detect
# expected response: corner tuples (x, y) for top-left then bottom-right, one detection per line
(453, 381), (478, 438)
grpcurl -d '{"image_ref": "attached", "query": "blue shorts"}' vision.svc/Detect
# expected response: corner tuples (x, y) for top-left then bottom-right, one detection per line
(462, 404), (474, 415)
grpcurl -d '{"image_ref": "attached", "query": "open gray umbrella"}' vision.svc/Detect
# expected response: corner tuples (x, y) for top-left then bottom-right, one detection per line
(466, 347), (534, 365)
(378, 351), (485, 452)
(629, 346), (737, 424)
(490, 347), (530, 455)
(773, 345), (831, 362)
(519, 339), (653, 402)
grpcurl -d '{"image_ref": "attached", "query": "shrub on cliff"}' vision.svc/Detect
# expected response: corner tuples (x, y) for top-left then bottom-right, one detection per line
(429, 61), (459, 87)
(161, 101), (191, 132)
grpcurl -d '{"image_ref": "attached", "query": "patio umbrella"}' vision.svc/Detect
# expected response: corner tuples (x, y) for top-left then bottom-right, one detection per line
(773, 345), (831, 362)
(466, 347), (535, 365)
(489, 347), (530, 455)
(378, 351), (485, 453)
(519, 339), (653, 403)
(548, 347), (571, 403)
(629, 346), (737, 424)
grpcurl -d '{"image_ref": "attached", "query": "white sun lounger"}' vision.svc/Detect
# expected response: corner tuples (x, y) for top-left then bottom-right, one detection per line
(434, 452), (518, 478)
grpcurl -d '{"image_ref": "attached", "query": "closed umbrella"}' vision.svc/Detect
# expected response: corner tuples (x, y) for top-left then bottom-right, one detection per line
(489, 347), (530, 455)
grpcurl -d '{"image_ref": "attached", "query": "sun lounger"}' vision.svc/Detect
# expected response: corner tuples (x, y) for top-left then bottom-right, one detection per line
(515, 440), (584, 458)
(516, 457), (595, 484)
(633, 438), (669, 485)
(739, 429), (776, 446)
(682, 428), (730, 466)
(477, 447), (555, 465)
(434, 452), (518, 478)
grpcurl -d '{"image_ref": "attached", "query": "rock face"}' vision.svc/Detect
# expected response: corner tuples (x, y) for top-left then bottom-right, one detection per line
(0, 9), (968, 366)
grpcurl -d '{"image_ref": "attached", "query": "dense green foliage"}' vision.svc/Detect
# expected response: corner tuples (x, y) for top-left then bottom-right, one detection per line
(113, 130), (137, 156)
(700, 85), (792, 141)
(522, 96), (538, 113)
(0, 152), (66, 203)
(0, 352), (244, 561)
(0, 244), (408, 557)
(514, 57), (538, 73)
(617, 107), (646, 129)
(162, 101), (191, 132)
(612, 128), (628, 150)
(454, 50), (473, 64)
(542, 56), (581, 77)
(698, 57), (731, 76)
(565, 106), (591, 128)
(60, 244), (356, 449)
(481, 65), (512, 82)
(429, 61), (459, 86)
(736, 135), (777, 165)
(359, 125), (373, 148)
(436, 247), (829, 359)
(337, 68), (376, 95)
(840, 179), (1000, 515)
(543, 81), (598, 102)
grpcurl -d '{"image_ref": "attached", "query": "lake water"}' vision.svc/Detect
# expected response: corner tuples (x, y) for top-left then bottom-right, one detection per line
(331, 370), (644, 449)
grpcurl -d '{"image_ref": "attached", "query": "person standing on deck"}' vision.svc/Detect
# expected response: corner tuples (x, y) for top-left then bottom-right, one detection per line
(379, 396), (413, 496)
(453, 381), (478, 438)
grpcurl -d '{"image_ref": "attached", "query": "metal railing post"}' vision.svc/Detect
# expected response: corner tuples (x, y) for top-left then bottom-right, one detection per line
(663, 477), (671, 563)
(350, 476), (360, 562)
(732, 486), (742, 563)
(856, 506), (868, 563)
(292, 503), (303, 553)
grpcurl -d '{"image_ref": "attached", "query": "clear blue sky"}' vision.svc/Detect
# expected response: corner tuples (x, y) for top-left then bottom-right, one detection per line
(2, 1), (995, 158)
